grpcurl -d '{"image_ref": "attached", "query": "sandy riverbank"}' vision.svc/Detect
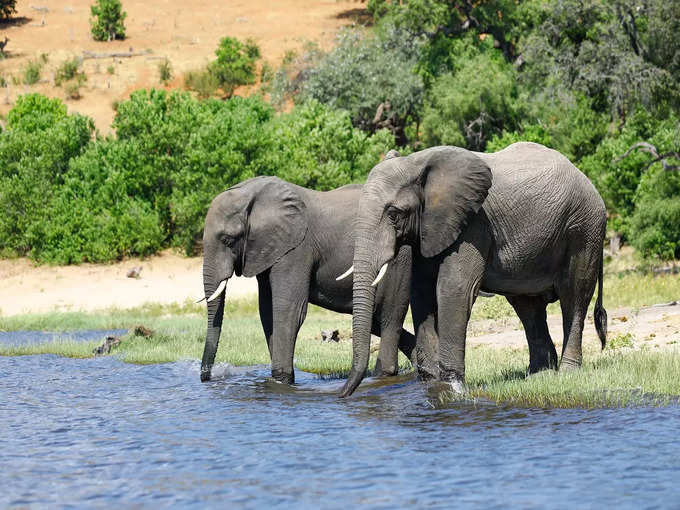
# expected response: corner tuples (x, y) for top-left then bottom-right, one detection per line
(0, 250), (257, 316)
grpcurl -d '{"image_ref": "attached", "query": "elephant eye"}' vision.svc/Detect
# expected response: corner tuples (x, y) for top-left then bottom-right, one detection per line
(387, 207), (403, 222)
(220, 235), (234, 246)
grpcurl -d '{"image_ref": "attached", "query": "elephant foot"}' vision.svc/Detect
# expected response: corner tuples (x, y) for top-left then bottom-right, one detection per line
(559, 356), (582, 371)
(271, 368), (295, 385)
(528, 356), (558, 374)
(373, 359), (398, 378)
(200, 367), (212, 382)
(416, 366), (438, 382)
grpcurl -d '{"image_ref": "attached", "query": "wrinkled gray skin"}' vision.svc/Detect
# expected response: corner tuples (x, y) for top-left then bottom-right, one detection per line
(341, 142), (607, 397)
(200, 175), (415, 384)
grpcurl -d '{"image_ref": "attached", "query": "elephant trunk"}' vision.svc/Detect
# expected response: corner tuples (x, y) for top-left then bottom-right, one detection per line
(339, 221), (380, 398)
(200, 261), (229, 382)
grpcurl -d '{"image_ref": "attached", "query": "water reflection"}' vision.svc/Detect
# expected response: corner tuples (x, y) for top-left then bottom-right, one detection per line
(1, 349), (680, 508)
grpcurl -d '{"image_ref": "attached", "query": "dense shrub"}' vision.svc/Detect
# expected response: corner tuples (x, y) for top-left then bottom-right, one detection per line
(0, 98), (94, 257)
(210, 37), (260, 97)
(276, 28), (424, 145)
(28, 140), (164, 263)
(90, 0), (127, 41)
(269, 100), (395, 190)
(422, 46), (523, 150)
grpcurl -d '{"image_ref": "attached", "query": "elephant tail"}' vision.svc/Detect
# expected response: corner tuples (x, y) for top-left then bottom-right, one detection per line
(593, 254), (607, 350)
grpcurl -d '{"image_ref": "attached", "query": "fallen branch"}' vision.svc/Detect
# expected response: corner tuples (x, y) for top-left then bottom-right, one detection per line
(615, 141), (680, 172)
(82, 49), (152, 60)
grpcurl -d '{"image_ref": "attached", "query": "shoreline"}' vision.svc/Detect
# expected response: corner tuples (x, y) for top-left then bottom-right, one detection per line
(0, 250), (258, 317)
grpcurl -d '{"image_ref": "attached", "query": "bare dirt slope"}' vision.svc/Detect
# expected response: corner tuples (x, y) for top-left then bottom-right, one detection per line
(1, 0), (367, 131)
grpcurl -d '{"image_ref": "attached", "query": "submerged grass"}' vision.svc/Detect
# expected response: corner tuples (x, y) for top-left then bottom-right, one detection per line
(1, 269), (679, 407)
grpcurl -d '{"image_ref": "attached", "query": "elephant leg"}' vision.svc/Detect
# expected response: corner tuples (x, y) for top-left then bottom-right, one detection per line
(435, 237), (488, 385)
(257, 271), (274, 358)
(267, 259), (311, 385)
(506, 295), (558, 373)
(411, 269), (439, 381)
(373, 245), (413, 377)
(372, 319), (399, 377)
(558, 241), (601, 370)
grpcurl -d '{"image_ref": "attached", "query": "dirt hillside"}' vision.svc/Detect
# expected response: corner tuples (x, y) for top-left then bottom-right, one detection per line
(0, 0), (368, 132)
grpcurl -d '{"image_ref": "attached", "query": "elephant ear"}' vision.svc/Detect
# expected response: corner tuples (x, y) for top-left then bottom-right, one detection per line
(242, 177), (308, 277)
(418, 147), (492, 258)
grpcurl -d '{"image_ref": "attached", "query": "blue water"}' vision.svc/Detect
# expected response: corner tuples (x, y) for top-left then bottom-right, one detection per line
(1, 334), (680, 508)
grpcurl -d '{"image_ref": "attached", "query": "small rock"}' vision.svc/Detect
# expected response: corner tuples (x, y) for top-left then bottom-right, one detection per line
(126, 266), (143, 279)
(133, 325), (154, 337)
(321, 329), (340, 342)
(93, 336), (122, 356)
(615, 316), (628, 322)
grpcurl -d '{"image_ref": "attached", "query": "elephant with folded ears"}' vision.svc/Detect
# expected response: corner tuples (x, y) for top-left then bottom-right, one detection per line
(340, 143), (607, 397)
(199, 171), (415, 384)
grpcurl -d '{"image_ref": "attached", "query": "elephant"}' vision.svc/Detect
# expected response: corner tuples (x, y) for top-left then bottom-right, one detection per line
(199, 175), (415, 384)
(340, 142), (607, 397)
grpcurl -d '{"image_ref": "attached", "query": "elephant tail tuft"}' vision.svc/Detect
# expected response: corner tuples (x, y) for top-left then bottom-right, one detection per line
(594, 254), (607, 350)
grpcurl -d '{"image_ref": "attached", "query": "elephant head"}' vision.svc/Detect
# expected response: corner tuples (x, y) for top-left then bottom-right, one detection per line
(340, 146), (492, 397)
(200, 176), (308, 382)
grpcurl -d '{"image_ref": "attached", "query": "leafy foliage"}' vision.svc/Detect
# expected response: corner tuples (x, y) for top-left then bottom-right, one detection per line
(422, 41), (523, 150)
(275, 28), (424, 145)
(210, 37), (260, 97)
(90, 0), (127, 41)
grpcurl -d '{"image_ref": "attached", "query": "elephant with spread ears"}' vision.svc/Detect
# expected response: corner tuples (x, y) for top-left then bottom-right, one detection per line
(340, 142), (608, 397)
(199, 174), (415, 385)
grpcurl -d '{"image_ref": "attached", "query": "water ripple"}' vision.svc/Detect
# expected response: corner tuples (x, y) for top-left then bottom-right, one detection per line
(1, 350), (680, 508)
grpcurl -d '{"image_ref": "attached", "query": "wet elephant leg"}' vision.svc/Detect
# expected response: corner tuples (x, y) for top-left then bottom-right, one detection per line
(506, 295), (558, 373)
(411, 272), (439, 381)
(435, 235), (488, 386)
(267, 254), (311, 385)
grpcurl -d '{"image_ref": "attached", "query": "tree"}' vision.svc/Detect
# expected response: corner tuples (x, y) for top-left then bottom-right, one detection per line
(90, 0), (127, 41)
(0, 0), (17, 21)
(209, 37), (260, 98)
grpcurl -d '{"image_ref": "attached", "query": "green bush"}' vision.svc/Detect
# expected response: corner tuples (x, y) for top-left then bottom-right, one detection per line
(278, 28), (424, 145)
(7, 93), (67, 132)
(22, 59), (43, 85)
(269, 100), (395, 190)
(0, 101), (94, 257)
(422, 45), (523, 150)
(486, 124), (553, 153)
(28, 139), (164, 263)
(209, 37), (260, 98)
(90, 0), (127, 41)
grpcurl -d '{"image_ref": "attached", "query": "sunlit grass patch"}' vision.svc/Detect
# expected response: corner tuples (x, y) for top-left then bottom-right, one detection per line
(464, 344), (680, 408)
(0, 338), (100, 358)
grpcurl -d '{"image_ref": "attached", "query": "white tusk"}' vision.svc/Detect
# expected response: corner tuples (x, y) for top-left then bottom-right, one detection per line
(371, 263), (388, 287)
(336, 265), (354, 281)
(195, 296), (206, 304)
(206, 279), (227, 302)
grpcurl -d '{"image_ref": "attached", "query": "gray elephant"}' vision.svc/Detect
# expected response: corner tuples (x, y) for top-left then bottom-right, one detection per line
(199, 175), (415, 384)
(340, 142), (607, 397)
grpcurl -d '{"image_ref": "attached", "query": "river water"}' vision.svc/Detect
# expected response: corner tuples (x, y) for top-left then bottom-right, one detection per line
(1, 333), (680, 508)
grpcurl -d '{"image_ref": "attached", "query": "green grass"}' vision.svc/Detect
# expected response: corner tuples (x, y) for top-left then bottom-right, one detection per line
(1, 269), (679, 407)
(463, 343), (680, 408)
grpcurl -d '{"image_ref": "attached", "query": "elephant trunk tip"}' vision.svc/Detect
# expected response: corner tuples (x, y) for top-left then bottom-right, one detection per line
(339, 369), (365, 398)
(200, 368), (212, 382)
